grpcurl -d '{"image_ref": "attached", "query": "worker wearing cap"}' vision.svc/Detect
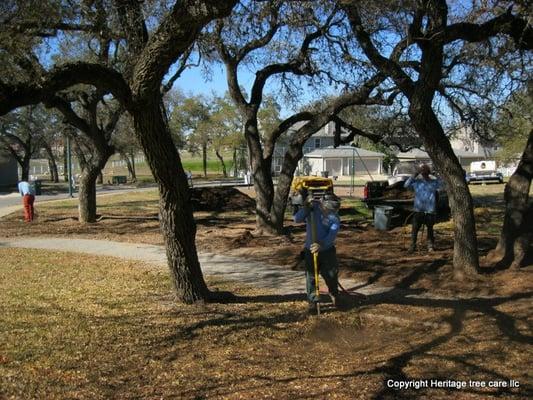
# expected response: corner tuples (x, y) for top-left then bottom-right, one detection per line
(404, 164), (443, 252)
(294, 193), (341, 315)
(18, 180), (36, 222)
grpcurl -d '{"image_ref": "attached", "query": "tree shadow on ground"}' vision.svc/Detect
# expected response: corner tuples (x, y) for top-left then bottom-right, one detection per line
(195, 212), (255, 228)
(195, 257), (533, 398)
(365, 287), (533, 399)
(472, 192), (505, 208)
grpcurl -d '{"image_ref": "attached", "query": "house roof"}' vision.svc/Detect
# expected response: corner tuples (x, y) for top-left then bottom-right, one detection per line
(288, 121), (346, 138)
(397, 148), (489, 160)
(304, 146), (385, 158)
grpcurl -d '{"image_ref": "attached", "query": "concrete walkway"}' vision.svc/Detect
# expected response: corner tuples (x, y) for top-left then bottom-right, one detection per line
(0, 237), (389, 297)
(0, 188), (387, 298)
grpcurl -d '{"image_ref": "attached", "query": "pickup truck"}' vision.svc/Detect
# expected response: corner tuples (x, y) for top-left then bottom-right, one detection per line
(363, 165), (450, 224)
(466, 161), (503, 184)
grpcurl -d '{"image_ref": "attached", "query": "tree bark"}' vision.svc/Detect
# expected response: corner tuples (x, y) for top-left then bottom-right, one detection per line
(409, 100), (480, 277)
(132, 100), (210, 303)
(489, 129), (533, 268)
(129, 151), (137, 182)
(63, 141), (68, 182)
(233, 147), (238, 177)
(78, 167), (99, 223)
(511, 204), (533, 270)
(120, 151), (136, 182)
(270, 144), (303, 231)
(245, 118), (275, 233)
(43, 141), (59, 182)
(20, 156), (30, 181)
(73, 139), (113, 223)
(215, 149), (227, 177)
(202, 142), (207, 178)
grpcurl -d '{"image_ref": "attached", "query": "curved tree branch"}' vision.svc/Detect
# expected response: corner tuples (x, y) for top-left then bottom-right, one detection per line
(441, 11), (533, 50)
(0, 63), (132, 116)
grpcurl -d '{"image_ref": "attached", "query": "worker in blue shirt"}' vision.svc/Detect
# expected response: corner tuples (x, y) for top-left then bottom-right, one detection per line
(404, 164), (443, 252)
(294, 193), (341, 314)
(18, 180), (36, 222)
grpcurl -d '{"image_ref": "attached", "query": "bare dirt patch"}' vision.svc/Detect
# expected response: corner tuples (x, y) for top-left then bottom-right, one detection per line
(190, 186), (256, 211)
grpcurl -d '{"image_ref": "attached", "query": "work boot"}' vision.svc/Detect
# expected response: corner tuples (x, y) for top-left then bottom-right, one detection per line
(329, 293), (338, 307)
(307, 302), (318, 315)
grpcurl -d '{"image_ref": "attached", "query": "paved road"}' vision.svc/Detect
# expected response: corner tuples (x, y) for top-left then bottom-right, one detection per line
(0, 185), (155, 213)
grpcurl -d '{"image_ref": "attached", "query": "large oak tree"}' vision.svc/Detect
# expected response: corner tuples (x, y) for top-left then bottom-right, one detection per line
(0, 0), (238, 302)
(339, 0), (532, 276)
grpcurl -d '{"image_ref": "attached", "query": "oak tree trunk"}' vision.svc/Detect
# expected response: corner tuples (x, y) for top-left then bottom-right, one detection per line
(489, 129), (533, 268)
(77, 147), (113, 223)
(245, 119), (275, 233)
(233, 147), (238, 177)
(78, 167), (99, 223)
(511, 204), (533, 269)
(271, 144), (303, 232)
(215, 149), (227, 178)
(409, 101), (479, 277)
(121, 151), (137, 183)
(132, 100), (210, 303)
(129, 151), (137, 182)
(63, 144), (68, 182)
(202, 142), (207, 178)
(48, 158), (58, 182)
(20, 157), (30, 181)
(43, 142), (59, 182)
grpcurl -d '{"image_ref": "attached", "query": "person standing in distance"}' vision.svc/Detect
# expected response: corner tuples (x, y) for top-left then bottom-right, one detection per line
(404, 164), (443, 252)
(18, 180), (36, 222)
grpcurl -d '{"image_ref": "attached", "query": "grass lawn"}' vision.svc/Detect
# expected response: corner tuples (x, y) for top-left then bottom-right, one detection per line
(1, 248), (531, 399)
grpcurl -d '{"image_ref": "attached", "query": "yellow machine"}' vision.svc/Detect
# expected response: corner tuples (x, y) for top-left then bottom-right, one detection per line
(290, 176), (334, 205)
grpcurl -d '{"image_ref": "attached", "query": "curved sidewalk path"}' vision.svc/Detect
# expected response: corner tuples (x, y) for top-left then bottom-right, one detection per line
(0, 191), (387, 297)
(0, 237), (389, 297)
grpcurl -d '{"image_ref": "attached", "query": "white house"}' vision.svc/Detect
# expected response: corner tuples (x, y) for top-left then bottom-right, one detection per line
(272, 121), (345, 174)
(301, 146), (385, 177)
(396, 148), (495, 172)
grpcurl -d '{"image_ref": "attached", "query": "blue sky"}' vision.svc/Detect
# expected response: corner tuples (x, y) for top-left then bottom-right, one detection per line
(173, 64), (229, 97)
(169, 61), (341, 119)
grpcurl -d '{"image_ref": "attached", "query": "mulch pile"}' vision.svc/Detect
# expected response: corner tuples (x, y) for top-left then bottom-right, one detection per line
(381, 181), (414, 200)
(189, 187), (255, 212)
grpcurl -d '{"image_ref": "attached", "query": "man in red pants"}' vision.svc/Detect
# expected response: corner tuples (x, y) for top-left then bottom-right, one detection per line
(18, 180), (36, 222)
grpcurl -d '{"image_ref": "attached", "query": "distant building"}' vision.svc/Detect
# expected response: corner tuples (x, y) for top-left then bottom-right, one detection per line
(0, 153), (18, 188)
(396, 148), (492, 172)
(301, 146), (384, 177)
(449, 126), (499, 157)
(272, 121), (344, 174)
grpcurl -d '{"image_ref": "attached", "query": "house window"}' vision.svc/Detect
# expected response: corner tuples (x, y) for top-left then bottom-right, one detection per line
(314, 138), (321, 148)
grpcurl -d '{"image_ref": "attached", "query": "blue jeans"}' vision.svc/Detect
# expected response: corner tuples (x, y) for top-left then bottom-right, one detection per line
(304, 246), (339, 303)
